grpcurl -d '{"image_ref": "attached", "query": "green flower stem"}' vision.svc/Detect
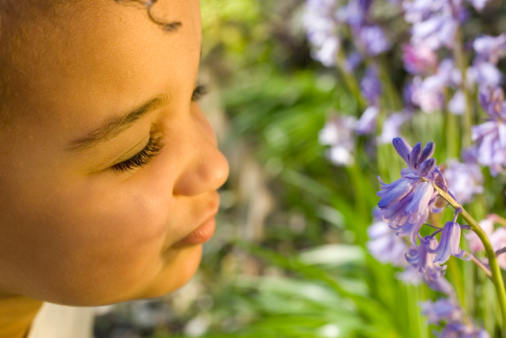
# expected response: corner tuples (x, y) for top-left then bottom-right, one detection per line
(432, 183), (506, 333)
(443, 88), (460, 159)
(453, 26), (474, 148)
(336, 50), (367, 112)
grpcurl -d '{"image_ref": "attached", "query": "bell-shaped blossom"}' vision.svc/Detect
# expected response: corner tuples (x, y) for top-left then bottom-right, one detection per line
(355, 106), (379, 135)
(367, 218), (409, 267)
(402, 43), (438, 75)
(473, 34), (506, 65)
(468, 61), (503, 89)
(406, 236), (444, 273)
(443, 159), (483, 204)
(410, 60), (456, 113)
(438, 322), (490, 338)
(468, 0), (491, 11)
(360, 66), (381, 105)
(304, 0), (341, 67)
(411, 14), (458, 50)
(378, 138), (446, 243)
(319, 115), (356, 166)
(448, 90), (465, 115)
(378, 111), (412, 145)
(472, 87), (506, 175)
(420, 298), (463, 324)
(396, 265), (423, 286)
(427, 221), (471, 264)
(356, 25), (391, 56)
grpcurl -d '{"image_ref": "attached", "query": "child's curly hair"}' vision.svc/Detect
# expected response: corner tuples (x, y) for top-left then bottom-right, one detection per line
(114, 0), (182, 32)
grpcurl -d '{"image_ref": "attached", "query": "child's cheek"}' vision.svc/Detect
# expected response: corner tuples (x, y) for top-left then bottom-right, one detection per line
(28, 175), (175, 305)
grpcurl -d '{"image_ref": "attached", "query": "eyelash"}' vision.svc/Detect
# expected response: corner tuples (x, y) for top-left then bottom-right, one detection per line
(111, 132), (164, 172)
(111, 84), (207, 173)
(191, 83), (209, 101)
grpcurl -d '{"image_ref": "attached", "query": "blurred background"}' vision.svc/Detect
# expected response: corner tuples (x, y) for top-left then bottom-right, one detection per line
(92, 0), (506, 337)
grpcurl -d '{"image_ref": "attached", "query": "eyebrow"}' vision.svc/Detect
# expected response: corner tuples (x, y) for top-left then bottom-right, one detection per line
(67, 94), (169, 151)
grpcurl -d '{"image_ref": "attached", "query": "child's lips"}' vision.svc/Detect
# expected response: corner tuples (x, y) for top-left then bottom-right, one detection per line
(174, 214), (217, 247)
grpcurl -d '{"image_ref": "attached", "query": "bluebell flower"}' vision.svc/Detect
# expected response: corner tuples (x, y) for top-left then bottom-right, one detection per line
(356, 25), (391, 56)
(406, 235), (445, 273)
(361, 66), (381, 105)
(420, 298), (463, 324)
(438, 322), (490, 338)
(319, 115), (356, 166)
(443, 159), (483, 204)
(377, 138), (446, 243)
(355, 106), (379, 135)
(471, 87), (506, 175)
(378, 111), (411, 145)
(304, 0), (341, 67)
(473, 34), (506, 64)
(428, 220), (471, 264)
(367, 216), (408, 267)
(405, 235), (453, 294)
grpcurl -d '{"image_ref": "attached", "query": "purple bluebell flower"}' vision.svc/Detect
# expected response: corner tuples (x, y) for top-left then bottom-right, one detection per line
(319, 115), (356, 166)
(471, 87), (506, 175)
(420, 298), (463, 324)
(396, 265), (423, 286)
(405, 235), (453, 294)
(357, 25), (391, 56)
(473, 34), (506, 64)
(304, 0), (340, 67)
(402, 43), (438, 75)
(468, 0), (491, 11)
(443, 159), (483, 204)
(355, 106), (379, 135)
(468, 61), (503, 89)
(377, 138), (446, 243)
(411, 60), (455, 113)
(438, 322), (490, 338)
(367, 217), (409, 267)
(406, 236), (444, 273)
(378, 111), (412, 145)
(410, 14), (458, 50)
(448, 90), (465, 115)
(336, 0), (372, 27)
(427, 220), (471, 264)
(361, 66), (381, 105)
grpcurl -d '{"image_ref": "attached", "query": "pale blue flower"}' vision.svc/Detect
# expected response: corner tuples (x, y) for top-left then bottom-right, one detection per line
(443, 159), (483, 204)
(361, 66), (381, 105)
(420, 298), (462, 324)
(378, 138), (446, 244)
(304, 0), (340, 67)
(319, 115), (356, 166)
(427, 220), (471, 264)
(357, 25), (391, 56)
(378, 111), (411, 145)
(472, 87), (506, 175)
(355, 106), (379, 135)
(473, 34), (506, 64)
(367, 217), (409, 267)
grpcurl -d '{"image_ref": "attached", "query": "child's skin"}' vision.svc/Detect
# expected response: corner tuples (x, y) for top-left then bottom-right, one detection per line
(0, 0), (229, 335)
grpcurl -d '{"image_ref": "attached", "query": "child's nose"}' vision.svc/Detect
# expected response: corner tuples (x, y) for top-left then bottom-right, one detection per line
(173, 106), (229, 196)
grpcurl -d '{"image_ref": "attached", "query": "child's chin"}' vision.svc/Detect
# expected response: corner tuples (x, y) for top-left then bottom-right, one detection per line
(130, 244), (203, 301)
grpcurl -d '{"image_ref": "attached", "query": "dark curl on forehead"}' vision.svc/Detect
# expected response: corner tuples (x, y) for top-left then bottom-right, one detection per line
(114, 0), (182, 32)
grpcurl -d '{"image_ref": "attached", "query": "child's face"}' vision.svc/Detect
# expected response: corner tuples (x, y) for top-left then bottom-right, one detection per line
(0, 0), (229, 305)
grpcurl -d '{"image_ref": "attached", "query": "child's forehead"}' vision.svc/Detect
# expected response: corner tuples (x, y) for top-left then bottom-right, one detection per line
(0, 0), (201, 146)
